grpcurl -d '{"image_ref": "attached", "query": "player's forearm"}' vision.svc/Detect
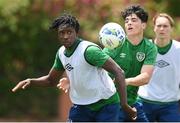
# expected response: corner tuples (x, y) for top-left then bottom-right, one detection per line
(126, 72), (150, 86)
(118, 82), (128, 107)
(29, 75), (58, 87)
(114, 70), (128, 106)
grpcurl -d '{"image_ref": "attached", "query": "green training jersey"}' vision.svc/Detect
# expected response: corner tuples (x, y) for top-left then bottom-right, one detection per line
(52, 38), (119, 111)
(103, 38), (157, 105)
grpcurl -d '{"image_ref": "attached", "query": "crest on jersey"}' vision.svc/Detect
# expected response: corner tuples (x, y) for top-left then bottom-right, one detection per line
(136, 52), (145, 62)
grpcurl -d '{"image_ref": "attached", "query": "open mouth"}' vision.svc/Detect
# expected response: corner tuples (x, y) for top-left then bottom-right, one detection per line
(128, 27), (133, 30)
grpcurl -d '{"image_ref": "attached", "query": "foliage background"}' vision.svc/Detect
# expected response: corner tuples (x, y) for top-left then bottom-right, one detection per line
(0, 0), (180, 121)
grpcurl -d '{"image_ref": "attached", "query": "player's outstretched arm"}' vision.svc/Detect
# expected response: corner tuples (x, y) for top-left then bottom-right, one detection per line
(12, 68), (64, 92)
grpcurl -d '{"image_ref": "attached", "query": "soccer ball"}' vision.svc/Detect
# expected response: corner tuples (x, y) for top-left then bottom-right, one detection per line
(99, 22), (126, 49)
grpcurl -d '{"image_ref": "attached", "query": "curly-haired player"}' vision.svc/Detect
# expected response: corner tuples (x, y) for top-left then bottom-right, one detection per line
(103, 5), (157, 121)
(12, 13), (136, 122)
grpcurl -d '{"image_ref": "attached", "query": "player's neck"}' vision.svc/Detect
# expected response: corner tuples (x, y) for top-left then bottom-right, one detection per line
(154, 37), (171, 47)
(127, 34), (143, 45)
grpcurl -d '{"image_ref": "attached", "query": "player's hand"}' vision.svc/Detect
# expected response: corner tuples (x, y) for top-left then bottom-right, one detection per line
(122, 104), (137, 121)
(12, 79), (31, 92)
(57, 77), (70, 93)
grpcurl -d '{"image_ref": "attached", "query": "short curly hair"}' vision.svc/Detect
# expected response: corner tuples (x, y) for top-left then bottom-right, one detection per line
(49, 13), (80, 33)
(121, 5), (148, 23)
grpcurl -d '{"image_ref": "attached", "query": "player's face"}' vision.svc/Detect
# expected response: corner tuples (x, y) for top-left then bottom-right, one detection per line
(58, 26), (77, 48)
(154, 17), (172, 40)
(124, 14), (146, 37)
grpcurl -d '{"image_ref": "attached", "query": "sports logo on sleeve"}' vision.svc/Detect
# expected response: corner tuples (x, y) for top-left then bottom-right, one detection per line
(136, 52), (145, 62)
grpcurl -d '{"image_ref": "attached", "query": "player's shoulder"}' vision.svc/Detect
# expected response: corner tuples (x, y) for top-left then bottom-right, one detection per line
(172, 40), (180, 47)
(81, 40), (97, 46)
(143, 38), (154, 44)
(58, 45), (65, 52)
(172, 40), (180, 52)
(143, 38), (156, 48)
(82, 40), (102, 53)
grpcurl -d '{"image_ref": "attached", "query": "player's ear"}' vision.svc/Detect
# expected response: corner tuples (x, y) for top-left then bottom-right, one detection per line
(142, 23), (146, 29)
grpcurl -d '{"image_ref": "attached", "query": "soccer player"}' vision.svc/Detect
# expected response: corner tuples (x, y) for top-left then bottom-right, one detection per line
(12, 13), (136, 122)
(138, 13), (180, 122)
(102, 5), (157, 122)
